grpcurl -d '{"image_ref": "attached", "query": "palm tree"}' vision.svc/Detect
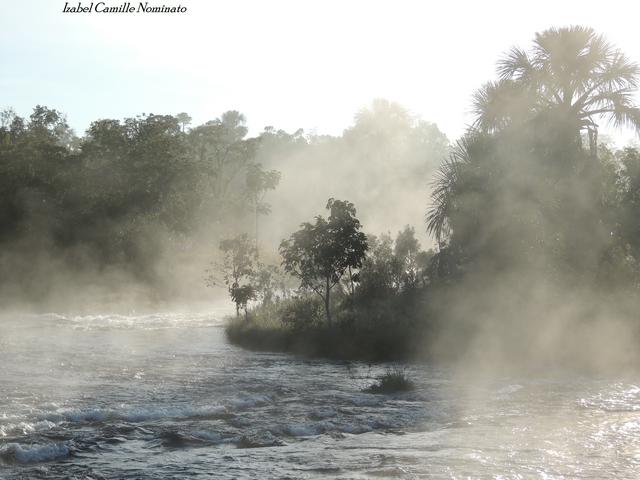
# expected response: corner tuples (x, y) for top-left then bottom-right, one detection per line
(472, 79), (537, 134)
(474, 26), (640, 155)
(428, 26), (640, 249)
(426, 138), (473, 245)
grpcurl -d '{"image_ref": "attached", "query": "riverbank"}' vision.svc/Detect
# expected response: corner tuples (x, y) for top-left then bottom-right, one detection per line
(224, 292), (433, 362)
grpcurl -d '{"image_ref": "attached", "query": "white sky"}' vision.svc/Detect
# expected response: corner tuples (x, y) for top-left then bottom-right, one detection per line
(2, 0), (640, 143)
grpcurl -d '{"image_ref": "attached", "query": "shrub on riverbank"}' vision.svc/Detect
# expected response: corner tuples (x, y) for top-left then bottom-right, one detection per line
(223, 217), (437, 362)
(225, 288), (432, 361)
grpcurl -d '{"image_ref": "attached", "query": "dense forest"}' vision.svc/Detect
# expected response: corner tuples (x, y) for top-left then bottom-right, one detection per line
(0, 100), (447, 309)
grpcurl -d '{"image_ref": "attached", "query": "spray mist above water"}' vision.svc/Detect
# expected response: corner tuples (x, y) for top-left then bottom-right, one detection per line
(2, 19), (640, 480)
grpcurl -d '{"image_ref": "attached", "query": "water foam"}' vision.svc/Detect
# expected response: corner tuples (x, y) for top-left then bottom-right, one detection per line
(45, 404), (228, 424)
(0, 442), (70, 464)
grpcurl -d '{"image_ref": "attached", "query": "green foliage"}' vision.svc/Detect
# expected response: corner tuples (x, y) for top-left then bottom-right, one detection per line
(0, 106), (281, 296)
(427, 27), (640, 287)
(225, 288), (431, 361)
(280, 198), (368, 325)
(616, 148), (640, 258)
(227, 27), (640, 365)
(252, 263), (289, 305)
(227, 222), (433, 361)
(356, 227), (432, 300)
(474, 26), (640, 143)
(280, 295), (324, 331)
(81, 113), (195, 235)
(175, 112), (192, 132)
(394, 225), (424, 289)
(210, 236), (291, 318)
(245, 163), (281, 214)
(0, 99), (447, 303)
(356, 233), (400, 298)
(210, 233), (257, 317)
(245, 163), (281, 248)
(363, 368), (415, 394)
(218, 234), (257, 283)
(186, 110), (259, 217)
(230, 284), (256, 320)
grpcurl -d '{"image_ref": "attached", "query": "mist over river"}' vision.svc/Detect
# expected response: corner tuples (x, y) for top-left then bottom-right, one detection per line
(1, 311), (639, 479)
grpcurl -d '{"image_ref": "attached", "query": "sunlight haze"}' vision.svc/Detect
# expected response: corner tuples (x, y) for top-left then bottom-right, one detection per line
(3, 0), (640, 142)
(6, 2), (640, 477)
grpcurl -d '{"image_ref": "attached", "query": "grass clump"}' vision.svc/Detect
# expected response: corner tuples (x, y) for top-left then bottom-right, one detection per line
(363, 368), (415, 394)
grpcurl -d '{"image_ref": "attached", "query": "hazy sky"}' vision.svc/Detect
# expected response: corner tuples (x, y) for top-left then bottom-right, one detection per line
(2, 0), (640, 143)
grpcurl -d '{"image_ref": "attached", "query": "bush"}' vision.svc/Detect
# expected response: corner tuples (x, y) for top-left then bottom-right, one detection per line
(224, 284), (434, 362)
(280, 295), (324, 331)
(363, 368), (415, 394)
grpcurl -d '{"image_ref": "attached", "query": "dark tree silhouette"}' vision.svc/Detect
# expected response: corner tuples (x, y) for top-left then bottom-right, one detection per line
(280, 199), (368, 325)
(473, 26), (640, 156)
(245, 163), (281, 251)
(209, 234), (257, 318)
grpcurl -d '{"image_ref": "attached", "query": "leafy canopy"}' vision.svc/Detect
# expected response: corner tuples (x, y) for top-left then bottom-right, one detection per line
(280, 199), (368, 297)
(474, 26), (640, 137)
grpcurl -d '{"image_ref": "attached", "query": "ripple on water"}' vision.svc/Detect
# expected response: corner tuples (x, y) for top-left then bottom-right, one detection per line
(2, 313), (640, 479)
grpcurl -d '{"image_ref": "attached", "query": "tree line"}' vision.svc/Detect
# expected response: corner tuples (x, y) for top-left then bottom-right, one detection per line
(223, 26), (640, 362)
(0, 108), (278, 268)
(0, 98), (447, 305)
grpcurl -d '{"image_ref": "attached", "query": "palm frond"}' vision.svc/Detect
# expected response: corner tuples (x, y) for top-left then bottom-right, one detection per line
(483, 25), (640, 139)
(497, 47), (533, 81)
(426, 139), (473, 243)
(472, 79), (536, 133)
(597, 51), (640, 90)
(609, 105), (640, 132)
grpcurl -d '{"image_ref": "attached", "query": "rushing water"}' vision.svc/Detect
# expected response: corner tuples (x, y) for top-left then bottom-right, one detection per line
(1, 311), (640, 479)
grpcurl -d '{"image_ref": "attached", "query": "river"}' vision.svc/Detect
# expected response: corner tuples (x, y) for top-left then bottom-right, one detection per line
(1, 311), (639, 478)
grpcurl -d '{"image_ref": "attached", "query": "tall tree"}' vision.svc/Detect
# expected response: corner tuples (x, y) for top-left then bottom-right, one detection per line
(209, 234), (257, 318)
(429, 28), (640, 269)
(187, 111), (256, 210)
(474, 26), (640, 156)
(245, 163), (281, 251)
(394, 225), (421, 289)
(280, 199), (368, 325)
(176, 112), (192, 133)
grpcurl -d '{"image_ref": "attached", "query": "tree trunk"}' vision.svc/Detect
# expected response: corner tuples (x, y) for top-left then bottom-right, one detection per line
(255, 204), (259, 257)
(236, 303), (240, 318)
(348, 265), (355, 296)
(325, 276), (332, 327)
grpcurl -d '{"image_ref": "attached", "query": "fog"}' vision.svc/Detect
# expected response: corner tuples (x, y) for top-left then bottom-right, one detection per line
(2, 61), (640, 371)
(4, 21), (640, 478)
(0, 99), (447, 312)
